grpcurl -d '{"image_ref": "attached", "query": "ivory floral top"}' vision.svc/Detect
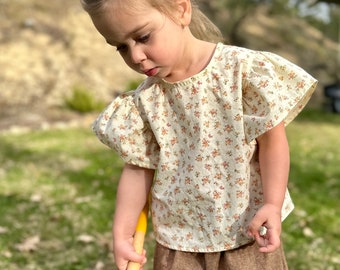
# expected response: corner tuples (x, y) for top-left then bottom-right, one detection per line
(93, 43), (317, 252)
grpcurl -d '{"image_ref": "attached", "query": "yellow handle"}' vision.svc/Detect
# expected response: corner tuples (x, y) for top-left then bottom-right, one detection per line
(126, 202), (149, 270)
(135, 202), (149, 233)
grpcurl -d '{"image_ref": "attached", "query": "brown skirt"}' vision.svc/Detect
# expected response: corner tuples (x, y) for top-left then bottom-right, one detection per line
(153, 241), (288, 270)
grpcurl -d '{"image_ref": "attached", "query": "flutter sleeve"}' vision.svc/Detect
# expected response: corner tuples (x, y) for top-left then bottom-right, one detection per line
(242, 51), (317, 143)
(92, 91), (160, 169)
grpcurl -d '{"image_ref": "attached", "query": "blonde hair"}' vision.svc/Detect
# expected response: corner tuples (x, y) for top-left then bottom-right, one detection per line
(80, 0), (224, 43)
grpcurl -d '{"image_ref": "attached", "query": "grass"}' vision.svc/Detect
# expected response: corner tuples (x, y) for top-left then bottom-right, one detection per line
(0, 129), (120, 269)
(64, 86), (106, 113)
(283, 109), (340, 270)
(0, 109), (339, 269)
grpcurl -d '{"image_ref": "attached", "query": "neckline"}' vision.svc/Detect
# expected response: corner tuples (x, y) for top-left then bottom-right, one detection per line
(159, 42), (223, 87)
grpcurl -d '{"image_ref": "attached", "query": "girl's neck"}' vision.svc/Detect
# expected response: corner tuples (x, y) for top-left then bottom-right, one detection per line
(164, 38), (217, 83)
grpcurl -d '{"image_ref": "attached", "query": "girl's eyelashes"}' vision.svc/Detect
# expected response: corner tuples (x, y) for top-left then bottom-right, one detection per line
(114, 33), (151, 52)
(116, 44), (127, 52)
(137, 33), (150, 44)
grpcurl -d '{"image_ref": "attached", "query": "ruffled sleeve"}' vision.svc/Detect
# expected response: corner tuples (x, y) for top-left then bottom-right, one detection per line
(92, 90), (160, 169)
(242, 51), (317, 143)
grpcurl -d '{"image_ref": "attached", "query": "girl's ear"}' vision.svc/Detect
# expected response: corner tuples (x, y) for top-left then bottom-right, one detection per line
(176, 0), (192, 26)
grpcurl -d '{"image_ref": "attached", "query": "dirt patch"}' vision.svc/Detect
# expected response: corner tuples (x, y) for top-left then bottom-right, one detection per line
(0, 0), (142, 133)
(1, 1), (338, 133)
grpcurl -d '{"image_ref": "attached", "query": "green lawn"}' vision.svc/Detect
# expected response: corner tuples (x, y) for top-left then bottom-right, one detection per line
(283, 110), (340, 270)
(0, 109), (339, 269)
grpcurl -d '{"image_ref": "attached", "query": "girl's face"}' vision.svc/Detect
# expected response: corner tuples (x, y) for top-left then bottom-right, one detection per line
(91, 1), (191, 81)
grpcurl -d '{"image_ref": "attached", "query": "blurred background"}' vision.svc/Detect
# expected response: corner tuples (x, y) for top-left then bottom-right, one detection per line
(0, 0), (340, 131)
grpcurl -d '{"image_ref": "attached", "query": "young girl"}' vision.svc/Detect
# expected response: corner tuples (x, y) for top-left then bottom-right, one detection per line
(81, 0), (317, 269)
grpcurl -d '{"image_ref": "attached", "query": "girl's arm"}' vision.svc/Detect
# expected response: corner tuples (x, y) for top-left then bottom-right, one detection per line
(113, 163), (155, 270)
(248, 122), (290, 253)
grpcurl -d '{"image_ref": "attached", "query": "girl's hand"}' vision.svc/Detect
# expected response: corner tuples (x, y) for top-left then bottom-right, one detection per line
(113, 164), (154, 270)
(247, 204), (282, 253)
(113, 237), (147, 270)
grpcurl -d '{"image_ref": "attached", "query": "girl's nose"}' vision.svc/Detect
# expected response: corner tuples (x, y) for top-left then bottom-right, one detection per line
(130, 46), (146, 64)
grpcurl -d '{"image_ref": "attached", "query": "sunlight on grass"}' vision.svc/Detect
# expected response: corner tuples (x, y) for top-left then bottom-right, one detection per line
(0, 110), (339, 269)
(0, 129), (120, 269)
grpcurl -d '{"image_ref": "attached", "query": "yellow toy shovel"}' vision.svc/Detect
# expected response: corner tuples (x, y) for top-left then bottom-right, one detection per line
(126, 201), (149, 270)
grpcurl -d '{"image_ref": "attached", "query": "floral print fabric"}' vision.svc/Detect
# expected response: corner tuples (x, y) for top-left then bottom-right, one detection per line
(93, 43), (317, 252)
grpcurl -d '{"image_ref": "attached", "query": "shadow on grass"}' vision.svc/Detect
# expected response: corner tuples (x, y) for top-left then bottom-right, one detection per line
(289, 161), (340, 206)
